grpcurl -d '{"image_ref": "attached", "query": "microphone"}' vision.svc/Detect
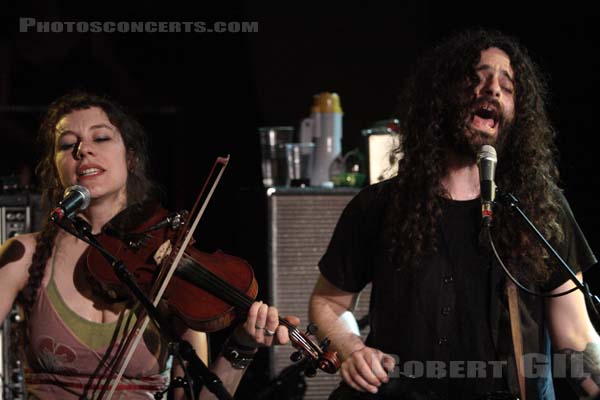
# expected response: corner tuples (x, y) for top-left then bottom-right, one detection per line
(49, 185), (91, 222)
(477, 145), (497, 227)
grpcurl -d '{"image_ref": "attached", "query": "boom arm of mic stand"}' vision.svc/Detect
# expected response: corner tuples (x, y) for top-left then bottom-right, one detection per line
(496, 191), (600, 313)
(53, 217), (233, 400)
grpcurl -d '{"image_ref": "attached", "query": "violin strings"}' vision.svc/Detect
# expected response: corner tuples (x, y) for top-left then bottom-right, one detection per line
(178, 257), (318, 353)
(178, 255), (255, 307)
(178, 255), (318, 352)
(278, 320), (318, 352)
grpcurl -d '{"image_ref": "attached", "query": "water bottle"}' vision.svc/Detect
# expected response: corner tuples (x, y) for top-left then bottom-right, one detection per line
(312, 92), (342, 187)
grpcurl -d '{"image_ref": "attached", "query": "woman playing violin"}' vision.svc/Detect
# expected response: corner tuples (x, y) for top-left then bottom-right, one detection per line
(0, 91), (295, 399)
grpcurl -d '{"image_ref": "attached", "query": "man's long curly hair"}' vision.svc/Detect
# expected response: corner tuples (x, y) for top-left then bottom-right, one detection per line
(19, 91), (156, 314)
(388, 29), (563, 285)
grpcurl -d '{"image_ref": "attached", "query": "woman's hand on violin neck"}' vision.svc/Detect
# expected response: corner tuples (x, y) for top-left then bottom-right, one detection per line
(233, 301), (300, 348)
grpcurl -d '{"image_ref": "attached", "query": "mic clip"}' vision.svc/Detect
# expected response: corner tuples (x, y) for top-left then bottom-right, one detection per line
(481, 203), (493, 228)
(495, 190), (519, 208)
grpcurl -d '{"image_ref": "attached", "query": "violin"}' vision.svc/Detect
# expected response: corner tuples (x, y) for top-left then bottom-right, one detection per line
(84, 201), (340, 375)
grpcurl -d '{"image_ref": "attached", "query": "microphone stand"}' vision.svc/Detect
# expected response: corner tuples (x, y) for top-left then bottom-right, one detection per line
(53, 216), (233, 400)
(255, 358), (308, 400)
(494, 191), (600, 315)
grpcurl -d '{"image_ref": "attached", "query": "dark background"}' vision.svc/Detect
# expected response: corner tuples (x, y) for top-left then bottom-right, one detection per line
(2, 3), (600, 398)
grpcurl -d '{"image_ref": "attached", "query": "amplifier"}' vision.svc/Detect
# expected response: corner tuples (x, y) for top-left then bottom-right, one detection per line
(266, 188), (371, 400)
(0, 207), (31, 243)
(1, 193), (33, 400)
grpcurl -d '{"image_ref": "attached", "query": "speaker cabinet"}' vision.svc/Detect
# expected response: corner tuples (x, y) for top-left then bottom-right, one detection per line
(267, 188), (371, 399)
(1, 193), (33, 400)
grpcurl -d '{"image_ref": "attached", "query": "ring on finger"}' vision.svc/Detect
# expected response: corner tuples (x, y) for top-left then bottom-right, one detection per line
(264, 328), (275, 336)
(255, 325), (264, 330)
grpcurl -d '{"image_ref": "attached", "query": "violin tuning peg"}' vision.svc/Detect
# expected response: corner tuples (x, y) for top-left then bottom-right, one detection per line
(290, 351), (303, 362)
(320, 338), (331, 350)
(306, 323), (318, 335)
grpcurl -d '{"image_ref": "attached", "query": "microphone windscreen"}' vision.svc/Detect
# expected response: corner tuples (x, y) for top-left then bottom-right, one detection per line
(64, 185), (91, 211)
(477, 145), (497, 163)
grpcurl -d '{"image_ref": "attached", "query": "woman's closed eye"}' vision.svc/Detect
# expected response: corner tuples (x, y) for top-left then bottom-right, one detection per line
(58, 142), (77, 151)
(58, 136), (110, 150)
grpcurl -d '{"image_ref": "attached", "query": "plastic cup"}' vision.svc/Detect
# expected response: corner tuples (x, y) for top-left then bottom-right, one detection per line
(259, 127), (294, 187)
(285, 143), (315, 187)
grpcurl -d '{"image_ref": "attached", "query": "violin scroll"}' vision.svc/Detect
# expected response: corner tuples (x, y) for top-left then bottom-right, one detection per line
(287, 323), (340, 376)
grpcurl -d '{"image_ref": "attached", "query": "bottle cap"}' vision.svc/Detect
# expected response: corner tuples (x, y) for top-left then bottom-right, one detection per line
(317, 92), (342, 113)
(311, 95), (320, 114)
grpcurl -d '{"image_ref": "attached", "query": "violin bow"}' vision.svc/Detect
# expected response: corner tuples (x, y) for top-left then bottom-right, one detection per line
(102, 156), (230, 400)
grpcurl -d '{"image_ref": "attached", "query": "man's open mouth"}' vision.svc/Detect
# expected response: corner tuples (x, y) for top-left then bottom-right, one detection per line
(472, 103), (499, 129)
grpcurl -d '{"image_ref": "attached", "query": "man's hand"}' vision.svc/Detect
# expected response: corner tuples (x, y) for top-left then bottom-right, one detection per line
(340, 345), (396, 394)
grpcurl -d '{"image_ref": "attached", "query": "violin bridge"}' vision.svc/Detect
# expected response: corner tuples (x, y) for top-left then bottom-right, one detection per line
(153, 240), (173, 265)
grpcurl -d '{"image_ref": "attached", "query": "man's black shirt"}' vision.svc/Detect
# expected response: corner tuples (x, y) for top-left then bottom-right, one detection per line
(319, 178), (597, 399)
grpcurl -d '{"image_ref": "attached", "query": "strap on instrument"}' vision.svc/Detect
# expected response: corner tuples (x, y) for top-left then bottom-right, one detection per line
(506, 279), (526, 400)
